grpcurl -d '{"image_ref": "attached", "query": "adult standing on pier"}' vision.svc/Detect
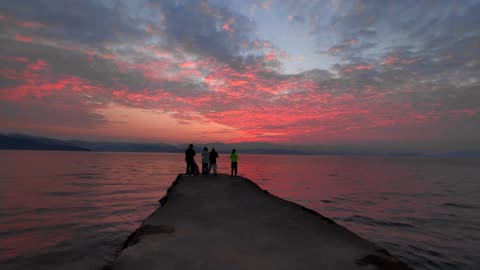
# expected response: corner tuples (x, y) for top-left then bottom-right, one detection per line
(201, 147), (209, 175)
(184, 144), (196, 176)
(230, 149), (238, 176)
(209, 148), (219, 176)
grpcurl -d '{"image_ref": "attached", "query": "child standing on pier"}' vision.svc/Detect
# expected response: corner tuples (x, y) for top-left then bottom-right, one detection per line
(230, 149), (238, 176)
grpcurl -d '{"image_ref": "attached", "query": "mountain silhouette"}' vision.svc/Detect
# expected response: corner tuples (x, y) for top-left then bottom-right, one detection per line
(0, 134), (90, 151)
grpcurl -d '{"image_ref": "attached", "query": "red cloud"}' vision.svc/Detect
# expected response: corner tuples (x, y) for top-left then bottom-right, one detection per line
(0, 14), (45, 28)
(145, 24), (153, 33)
(382, 56), (416, 65)
(15, 20), (46, 29)
(328, 46), (342, 54)
(178, 61), (198, 69)
(28, 59), (49, 71)
(345, 38), (359, 46)
(0, 42), (472, 144)
(260, 0), (273, 10)
(450, 109), (478, 116)
(15, 35), (34, 43)
(0, 53), (434, 143)
(251, 40), (272, 49)
(0, 57), (107, 103)
(264, 51), (276, 62)
(0, 56), (29, 63)
(222, 18), (235, 33)
(342, 64), (373, 73)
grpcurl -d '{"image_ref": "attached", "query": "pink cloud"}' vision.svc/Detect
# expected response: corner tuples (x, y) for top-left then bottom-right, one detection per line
(0, 58), (106, 103)
(15, 35), (34, 43)
(342, 64), (373, 73)
(0, 66), (454, 143)
(345, 38), (359, 46)
(260, 0), (273, 10)
(145, 24), (153, 33)
(251, 40), (272, 49)
(450, 109), (478, 116)
(178, 61), (198, 69)
(28, 59), (49, 71)
(222, 18), (235, 33)
(15, 20), (46, 29)
(264, 51), (276, 62)
(0, 45), (473, 145)
(0, 56), (29, 63)
(0, 15), (45, 28)
(382, 56), (416, 65)
(328, 46), (342, 54)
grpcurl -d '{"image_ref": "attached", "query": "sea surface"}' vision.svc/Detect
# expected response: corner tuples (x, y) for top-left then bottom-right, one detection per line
(0, 150), (479, 270)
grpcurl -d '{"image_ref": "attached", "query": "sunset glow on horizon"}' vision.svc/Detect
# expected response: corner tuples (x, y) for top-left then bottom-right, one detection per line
(1, 0), (479, 151)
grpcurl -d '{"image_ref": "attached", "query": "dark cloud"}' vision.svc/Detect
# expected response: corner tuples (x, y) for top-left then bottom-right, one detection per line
(0, 0), (146, 44)
(149, 0), (257, 61)
(0, 96), (107, 129)
(0, 38), (149, 92)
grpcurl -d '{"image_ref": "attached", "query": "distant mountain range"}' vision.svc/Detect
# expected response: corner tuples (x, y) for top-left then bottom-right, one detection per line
(1, 133), (479, 157)
(0, 134), (90, 151)
(0, 133), (309, 154)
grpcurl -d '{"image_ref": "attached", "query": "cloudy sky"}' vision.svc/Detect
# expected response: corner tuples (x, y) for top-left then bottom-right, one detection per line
(1, 0), (479, 151)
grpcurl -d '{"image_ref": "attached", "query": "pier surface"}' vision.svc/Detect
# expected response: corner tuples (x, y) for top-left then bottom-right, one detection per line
(109, 174), (412, 270)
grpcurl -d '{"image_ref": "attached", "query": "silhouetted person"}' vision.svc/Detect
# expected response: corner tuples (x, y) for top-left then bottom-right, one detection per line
(185, 144), (196, 176)
(201, 146), (209, 175)
(209, 148), (219, 176)
(230, 149), (238, 176)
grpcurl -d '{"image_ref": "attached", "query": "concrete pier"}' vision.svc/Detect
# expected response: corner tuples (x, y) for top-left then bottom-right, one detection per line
(108, 174), (412, 270)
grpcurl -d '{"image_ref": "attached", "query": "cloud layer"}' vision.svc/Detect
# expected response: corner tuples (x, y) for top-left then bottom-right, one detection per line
(1, 0), (479, 151)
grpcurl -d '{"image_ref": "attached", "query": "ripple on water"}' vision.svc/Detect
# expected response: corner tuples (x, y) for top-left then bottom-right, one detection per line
(45, 191), (90, 197)
(443, 202), (476, 209)
(2, 152), (479, 270)
(58, 173), (106, 178)
(65, 182), (106, 188)
(95, 189), (141, 196)
(401, 245), (470, 270)
(341, 215), (416, 228)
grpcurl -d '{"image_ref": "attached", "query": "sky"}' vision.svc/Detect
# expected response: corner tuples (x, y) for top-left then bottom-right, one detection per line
(0, 0), (479, 152)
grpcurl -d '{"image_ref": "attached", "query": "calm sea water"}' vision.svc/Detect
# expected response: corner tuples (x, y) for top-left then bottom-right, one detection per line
(0, 151), (479, 269)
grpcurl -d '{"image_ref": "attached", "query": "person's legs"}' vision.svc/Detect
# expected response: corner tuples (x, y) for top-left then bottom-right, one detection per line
(231, 162), (234, 176)
(187, 160), (194, 175)
(201, 163), (207, 175)
(212, 163), (217, 175)
(233, 162), (238, 176)
(186, 161), (190, 175)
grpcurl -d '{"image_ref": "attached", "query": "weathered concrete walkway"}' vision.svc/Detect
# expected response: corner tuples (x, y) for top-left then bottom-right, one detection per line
(109, 174), (412, 270)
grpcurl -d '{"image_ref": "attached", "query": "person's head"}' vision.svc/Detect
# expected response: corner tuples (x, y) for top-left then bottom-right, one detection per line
(203, 147), (208, 151)
(211, 148), (215, 152)
(232, 149), (236, 153)
(189, 144), (193, 148)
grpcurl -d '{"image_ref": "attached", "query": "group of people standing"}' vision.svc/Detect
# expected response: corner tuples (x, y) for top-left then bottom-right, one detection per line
(184, 144), (238, 176)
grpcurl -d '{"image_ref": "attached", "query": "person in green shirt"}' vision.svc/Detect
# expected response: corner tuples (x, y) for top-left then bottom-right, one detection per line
(230, 149), (238, 176)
